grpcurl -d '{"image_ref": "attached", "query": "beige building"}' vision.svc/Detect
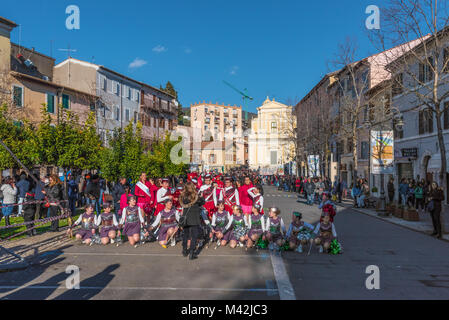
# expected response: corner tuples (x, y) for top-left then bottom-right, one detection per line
(249, 97), (296, 174)
(190, 102), (246, 172)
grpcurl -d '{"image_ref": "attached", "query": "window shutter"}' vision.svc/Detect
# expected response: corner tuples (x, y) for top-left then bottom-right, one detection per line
(47, 94), (55, 113)
(62, 94), (70, 109)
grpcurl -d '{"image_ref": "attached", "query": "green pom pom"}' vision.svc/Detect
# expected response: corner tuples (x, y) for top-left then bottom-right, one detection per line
(329, 239), (342, 255)
(280, 242), (291, 251)
(256, 238), (269, 249)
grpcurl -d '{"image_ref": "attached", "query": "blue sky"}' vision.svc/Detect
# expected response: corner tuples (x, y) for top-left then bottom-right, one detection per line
(2, 0), (388, 113)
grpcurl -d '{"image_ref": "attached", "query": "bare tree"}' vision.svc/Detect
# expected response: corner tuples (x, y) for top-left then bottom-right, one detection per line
(372, 0), (449, 188)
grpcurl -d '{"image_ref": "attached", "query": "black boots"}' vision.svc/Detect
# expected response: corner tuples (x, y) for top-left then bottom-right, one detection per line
(5, 216), (10, 226)
(182, 248), (189, 257)
(189, 249), (198, 260)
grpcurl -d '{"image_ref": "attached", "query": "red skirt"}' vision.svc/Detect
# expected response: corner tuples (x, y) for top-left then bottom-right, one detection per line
(204, 201), (216, 219)
(154, 203), (165, 216)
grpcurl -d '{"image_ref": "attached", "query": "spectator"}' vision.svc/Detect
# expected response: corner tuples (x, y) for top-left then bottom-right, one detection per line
(85, 175), (101, 215)
(387, 178), (395, 204)
(427, 182), (444, 239)
(67, 175), (79, 217)
(414, 182), (425, 214)
(398, 179), (409, 207)
(0, 177), (17, 226)
(113, 177), (127, 218)
(34, 175), (47, 220)
(351, 183), (361, 208)
(16, 173), (30, 216)
(305, 178), (315, 205)
(42, 174), (63, 232)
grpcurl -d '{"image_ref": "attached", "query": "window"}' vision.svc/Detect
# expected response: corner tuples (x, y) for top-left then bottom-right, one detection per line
(392, 73), (403, 96)
(419, 108), (433, 134)
(12, 85), (23, 107)
(360, 141), (369, 160)
(209, 154), (216, 164)
(419, 57), (434, 83)
(90, 102), (96, 111)
(62, 94), (70, 109)
(270, 151), (277, 165)
(134, 111), (137, 124)
(47, 93), (55, 113)
(113, 81), (120, 95)
(444, 48), (449, 74)
(115, 107), (120, 121)
(128, 88), (132, 100)
(271, 121), (277, 132)
(125, 109), (130, 122)
(102, 77), (107, 91)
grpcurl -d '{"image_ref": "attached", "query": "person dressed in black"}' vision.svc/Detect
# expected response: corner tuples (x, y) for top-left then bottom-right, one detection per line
(427, 182), (445, 239)
(179, 181), (206, 260)
(23, 184), (37, 237)
(42, 174), (63, 232)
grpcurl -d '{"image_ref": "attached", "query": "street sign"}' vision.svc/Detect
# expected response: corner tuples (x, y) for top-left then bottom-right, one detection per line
(401, 148), (418, 159)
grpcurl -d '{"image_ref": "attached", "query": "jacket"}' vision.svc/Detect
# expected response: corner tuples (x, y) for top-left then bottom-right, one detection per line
(0, 184), (18, 204)
(113, 183), (126, 203)
(16, 177), (30, 198)
(181, 196), (205, 227)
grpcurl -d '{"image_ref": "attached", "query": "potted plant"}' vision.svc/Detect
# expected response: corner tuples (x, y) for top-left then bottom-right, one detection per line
(403, 206), (420, 221)
(394, 204), (404, 218)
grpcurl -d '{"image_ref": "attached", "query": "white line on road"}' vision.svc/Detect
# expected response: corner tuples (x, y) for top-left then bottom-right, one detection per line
(0, 285), (278, 293)
(270, 252), (296, 300)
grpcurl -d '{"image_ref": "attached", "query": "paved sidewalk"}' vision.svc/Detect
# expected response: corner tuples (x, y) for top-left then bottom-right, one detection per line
(337, 199), (449, 241)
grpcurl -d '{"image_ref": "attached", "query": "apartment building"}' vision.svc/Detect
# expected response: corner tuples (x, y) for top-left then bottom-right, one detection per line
(190, 102), (245, 171)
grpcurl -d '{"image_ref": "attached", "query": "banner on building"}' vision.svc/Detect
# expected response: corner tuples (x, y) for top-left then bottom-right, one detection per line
(370, 130), (394, 174)
(307, 155), (320, 177)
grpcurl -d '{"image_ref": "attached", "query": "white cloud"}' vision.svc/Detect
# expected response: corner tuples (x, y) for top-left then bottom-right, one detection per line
(153, 45), (167, 53)
(230, 66), (239, 75)
(129, 58), (148, 69)
(184, 47), (192, 54)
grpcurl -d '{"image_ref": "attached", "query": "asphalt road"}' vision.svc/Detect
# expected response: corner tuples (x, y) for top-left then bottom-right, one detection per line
(1, 186), (449, 300)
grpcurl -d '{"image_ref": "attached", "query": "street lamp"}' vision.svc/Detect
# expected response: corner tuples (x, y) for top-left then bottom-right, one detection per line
(363, 99), (403, 216)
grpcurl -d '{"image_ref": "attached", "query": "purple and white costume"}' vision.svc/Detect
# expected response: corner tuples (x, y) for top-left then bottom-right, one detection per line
(96, 212), (119, 238)
(286, 221), (314, 244)
(120, 206), (145, 237)
(265, 216), (286, 242)
(151, 208), (180, 241)
(229, 214), (248, 241)
(246, 214), (265, 238)
(72, 213), (96, 241)
(211, 210), (233, 241)
(313, 221), (337, 244)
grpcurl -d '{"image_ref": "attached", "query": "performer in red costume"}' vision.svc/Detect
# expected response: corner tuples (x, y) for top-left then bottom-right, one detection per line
(148, 177), (159, 211)
(155, 178), (172, 216)
(221, 177), (240, 215)
(199, 175), (217, 219)
(238, 176), (254, 216)
(134, 172), (153, 219)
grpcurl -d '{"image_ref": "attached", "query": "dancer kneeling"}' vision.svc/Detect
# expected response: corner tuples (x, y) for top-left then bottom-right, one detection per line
(67, 204), (96, 245)
(245, 204), (265, 249)
(311, 211), (337, 253)
(148, 199), (179, 248)
(265, 207), (286, 251)
(96, 202), (119, 245)
(210, 200), (232, 248)
(119, 195), (145, 247)
(286, 211), (314, 253)
(229, 205), (248, 248)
